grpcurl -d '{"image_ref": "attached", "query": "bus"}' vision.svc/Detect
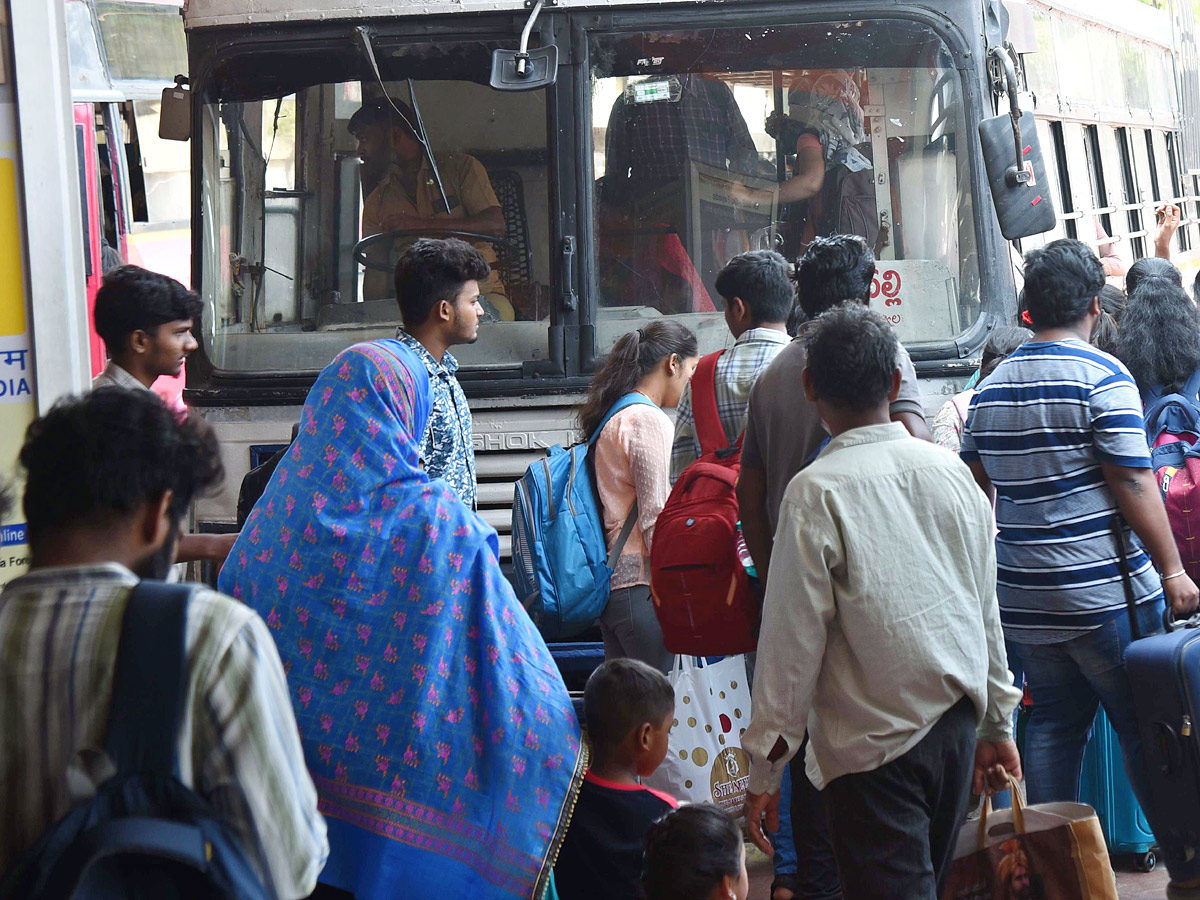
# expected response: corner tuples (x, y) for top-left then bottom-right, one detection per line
(65, 0), (190, 392)
(175, 0), (1200, 568)
(0, 1), (95, 584)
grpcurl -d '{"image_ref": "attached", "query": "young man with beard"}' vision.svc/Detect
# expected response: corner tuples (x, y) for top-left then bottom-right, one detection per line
(393, 238), (488, 510)
(0, 388), (327, 897)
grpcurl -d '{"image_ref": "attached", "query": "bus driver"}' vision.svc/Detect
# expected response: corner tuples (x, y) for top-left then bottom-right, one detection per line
(349, 98), (514, 320)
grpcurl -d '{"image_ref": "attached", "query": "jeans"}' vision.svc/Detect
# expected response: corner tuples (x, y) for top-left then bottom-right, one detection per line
(599, 584), (674, 674)
(1012, 599), (1200, 883)
(768, 765), (798, 878)
(788, 742), (842, 900)
(825, 697), (977, 900)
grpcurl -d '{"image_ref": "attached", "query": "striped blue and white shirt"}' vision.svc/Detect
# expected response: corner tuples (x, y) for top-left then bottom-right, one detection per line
(960, 340), (1163, 644)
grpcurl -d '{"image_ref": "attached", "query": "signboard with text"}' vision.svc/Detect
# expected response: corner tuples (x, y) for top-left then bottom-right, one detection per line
(0, 95), (35, 583)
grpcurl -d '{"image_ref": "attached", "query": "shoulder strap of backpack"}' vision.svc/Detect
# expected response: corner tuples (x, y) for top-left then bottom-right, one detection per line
(1182, 365), (1200, 402)
(587, 392), (658, 447)
(607, 501), (640, 570)
(105, 580), (195, 778)
(690, 350), (729, 456)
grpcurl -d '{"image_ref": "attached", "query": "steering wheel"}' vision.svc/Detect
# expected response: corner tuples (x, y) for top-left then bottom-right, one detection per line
(353, 229), (516, 272)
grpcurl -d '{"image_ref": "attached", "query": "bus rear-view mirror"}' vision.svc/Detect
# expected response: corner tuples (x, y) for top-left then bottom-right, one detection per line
(159, 75), (191, 142)
(490, 46), (558, 92)
(978, 108), (1056, 240)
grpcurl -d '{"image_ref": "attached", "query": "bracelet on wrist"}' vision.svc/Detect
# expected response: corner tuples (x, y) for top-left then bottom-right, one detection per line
(1162, 569), (1188, 582)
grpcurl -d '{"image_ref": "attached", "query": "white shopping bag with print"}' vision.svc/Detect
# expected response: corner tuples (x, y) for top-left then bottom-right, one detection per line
(643, 655), (753, 814)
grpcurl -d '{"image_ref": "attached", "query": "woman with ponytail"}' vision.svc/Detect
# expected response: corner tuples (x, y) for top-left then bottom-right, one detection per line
(579, 321), (699, 672)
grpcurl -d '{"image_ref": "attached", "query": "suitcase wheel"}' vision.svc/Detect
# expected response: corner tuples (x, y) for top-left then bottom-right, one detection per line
(1136, 850), (1157, 873)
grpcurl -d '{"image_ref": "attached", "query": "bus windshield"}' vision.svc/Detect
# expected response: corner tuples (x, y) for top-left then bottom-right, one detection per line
(197, 16), (980, 376)
(199, 38), (552, 373)
(591, 18), (980, 355)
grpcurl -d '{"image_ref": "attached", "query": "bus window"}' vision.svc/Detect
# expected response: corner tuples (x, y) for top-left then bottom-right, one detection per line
(589, 18), (980, 351)
(1151, 130), (1182, 253)
(92, 1), (187, 90)
(123, 101), (192, 286)
(1131, 128), (1156, 223)
(1115, 127), (1146, 260)
(199, 42), (553, 374)
(1166, 132), (1192, 252)
(1029, 119), (1067, 247)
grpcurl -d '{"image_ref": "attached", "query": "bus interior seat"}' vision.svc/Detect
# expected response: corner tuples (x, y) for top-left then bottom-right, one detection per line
(490, 168), (532, 293)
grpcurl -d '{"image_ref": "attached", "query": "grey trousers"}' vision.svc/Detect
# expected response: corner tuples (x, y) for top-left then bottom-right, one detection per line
(598, 584), (674, 674)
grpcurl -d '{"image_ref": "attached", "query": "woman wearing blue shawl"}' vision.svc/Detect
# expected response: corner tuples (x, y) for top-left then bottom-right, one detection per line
(219, 340), (584, 900)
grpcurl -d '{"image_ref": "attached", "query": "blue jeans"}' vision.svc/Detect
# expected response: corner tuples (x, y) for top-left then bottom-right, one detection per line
(768, 765), (797, 877)
(1012, 599), (1200, 883)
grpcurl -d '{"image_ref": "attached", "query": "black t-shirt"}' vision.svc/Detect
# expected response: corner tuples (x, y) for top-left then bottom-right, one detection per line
(554, 771), (677, 900)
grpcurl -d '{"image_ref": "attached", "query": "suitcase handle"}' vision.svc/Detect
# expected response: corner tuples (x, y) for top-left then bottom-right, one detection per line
(1153, 721), (1185, 775)
(1165, 609), (1200, 631)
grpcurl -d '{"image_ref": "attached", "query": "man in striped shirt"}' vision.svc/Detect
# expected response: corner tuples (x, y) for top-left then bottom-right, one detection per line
(0, 389), (328, 897)
(961, 238), (1200, 895)
(670, 249), (792, 482)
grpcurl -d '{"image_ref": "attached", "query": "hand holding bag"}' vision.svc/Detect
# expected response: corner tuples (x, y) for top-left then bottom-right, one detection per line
(941, 775), (1118, 900)
(642, 655), (753, 814)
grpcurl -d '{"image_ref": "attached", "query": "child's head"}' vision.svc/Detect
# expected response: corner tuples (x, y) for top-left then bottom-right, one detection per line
(802, 303), (899, 416)
(642, 804), (748, 900)
(584, 659), (674, 777)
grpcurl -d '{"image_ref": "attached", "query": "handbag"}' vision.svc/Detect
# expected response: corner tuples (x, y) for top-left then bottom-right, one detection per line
(941, 775), (1118, 900)
(642, 655), (753, 814)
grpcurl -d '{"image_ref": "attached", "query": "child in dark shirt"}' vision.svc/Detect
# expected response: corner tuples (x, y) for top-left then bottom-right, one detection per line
(642, 804), (750, 900)
(554, 659), (677, 900)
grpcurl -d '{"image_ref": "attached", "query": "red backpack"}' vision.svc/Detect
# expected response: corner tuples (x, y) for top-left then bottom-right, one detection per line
(650, 351), (759, 655)
(1143, 368), (1200, 582)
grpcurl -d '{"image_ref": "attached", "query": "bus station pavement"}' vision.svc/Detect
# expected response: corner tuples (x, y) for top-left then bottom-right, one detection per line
(743, 845), (1170, 898)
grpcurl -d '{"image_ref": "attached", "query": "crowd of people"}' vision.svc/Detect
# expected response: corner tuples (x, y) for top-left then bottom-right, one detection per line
(2, 226), (1200, 900)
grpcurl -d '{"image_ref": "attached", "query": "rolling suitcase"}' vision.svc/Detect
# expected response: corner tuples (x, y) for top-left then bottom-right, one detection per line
(1124, 620), (1200, 864)
(1114, 515), (1200, 864)
(1077, 707), (1158, 871)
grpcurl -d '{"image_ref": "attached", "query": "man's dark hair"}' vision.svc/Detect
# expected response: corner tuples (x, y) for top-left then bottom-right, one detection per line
(20, 389), (223, 546)
(348, 97), (417, 140)
(583, 658), (674, 752)
(393, 238), (490, 327)
(714, 250), (795, 324)
(1021, 239), (1105, 330)
(92, 265), (202, 355)
(795, 234), (876, 319)
(804, 303), (899, 412)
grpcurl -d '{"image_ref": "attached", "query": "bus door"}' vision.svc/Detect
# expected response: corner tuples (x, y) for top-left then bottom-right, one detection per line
(74, 102), (108, 376)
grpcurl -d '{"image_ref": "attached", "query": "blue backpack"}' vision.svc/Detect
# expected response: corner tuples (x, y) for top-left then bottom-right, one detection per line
(0, 581), (271, 900)
(511, 392), (656, 640)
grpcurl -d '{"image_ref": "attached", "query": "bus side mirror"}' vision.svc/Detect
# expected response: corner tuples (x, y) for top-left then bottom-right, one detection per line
(979, 109), (1055, 240)
(979, 47), (1054, 240)
(159, 75), (191, 142)
(490, 0), (557, 92)
(490, 45), (558, 91)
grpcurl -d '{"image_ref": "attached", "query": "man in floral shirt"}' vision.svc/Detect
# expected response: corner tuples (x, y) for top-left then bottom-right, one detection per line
(393, 238), (487, 509)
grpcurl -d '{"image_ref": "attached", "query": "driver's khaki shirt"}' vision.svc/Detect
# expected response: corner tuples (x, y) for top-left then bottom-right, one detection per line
(361, 154), (506, 302)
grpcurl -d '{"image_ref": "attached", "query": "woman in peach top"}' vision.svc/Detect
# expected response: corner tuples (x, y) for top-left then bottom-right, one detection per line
(579, 321), (699, 673)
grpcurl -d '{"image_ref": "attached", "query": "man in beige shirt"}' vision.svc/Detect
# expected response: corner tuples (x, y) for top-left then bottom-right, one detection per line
(742, 304), (1021, 900)
(349, 98), (512, 318)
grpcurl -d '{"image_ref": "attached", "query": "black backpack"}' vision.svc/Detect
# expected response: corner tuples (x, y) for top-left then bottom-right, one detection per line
(0, 581), (274, 899)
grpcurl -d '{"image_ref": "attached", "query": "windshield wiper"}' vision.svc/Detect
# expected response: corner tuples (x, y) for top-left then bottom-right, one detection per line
(354, 25), (450, 214)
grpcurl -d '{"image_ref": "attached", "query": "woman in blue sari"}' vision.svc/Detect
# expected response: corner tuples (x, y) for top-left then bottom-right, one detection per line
(219, 340), (584, 900)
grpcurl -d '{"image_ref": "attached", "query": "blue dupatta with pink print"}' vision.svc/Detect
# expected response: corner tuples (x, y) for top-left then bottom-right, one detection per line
(218, 340), (584, 900)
